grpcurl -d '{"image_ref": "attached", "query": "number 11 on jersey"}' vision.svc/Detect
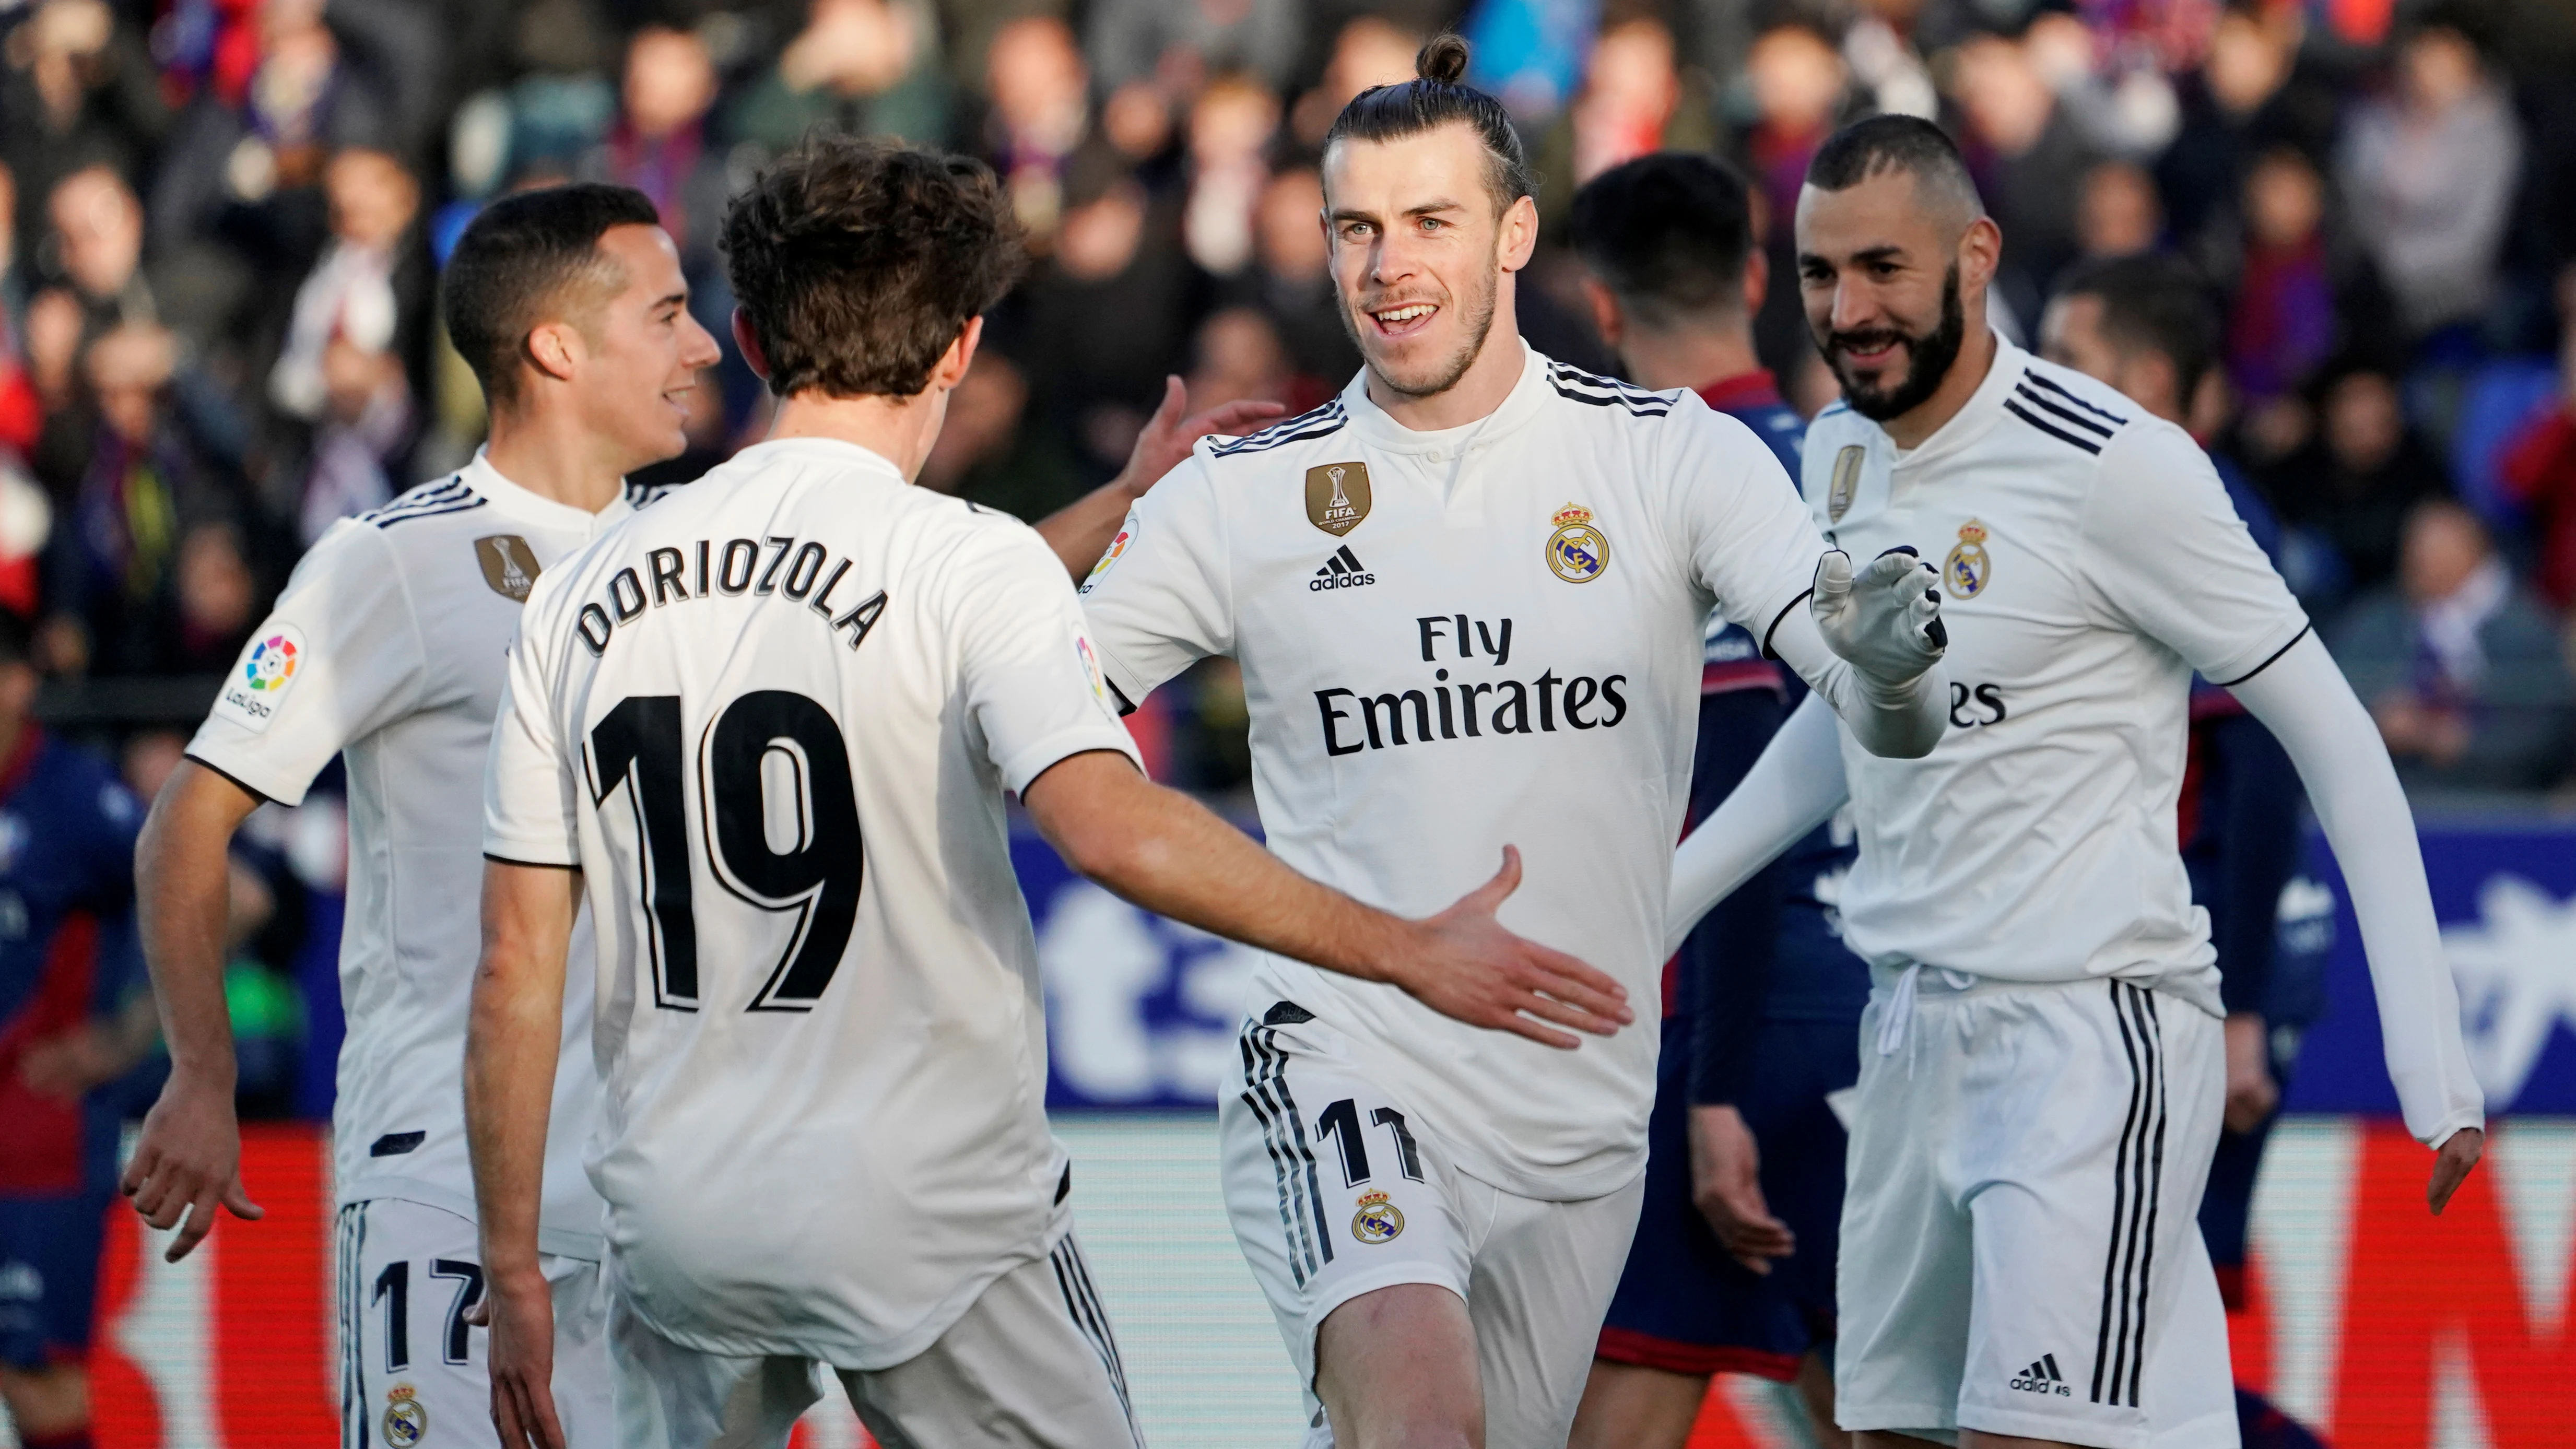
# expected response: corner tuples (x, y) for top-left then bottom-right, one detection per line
(585, 690), (866, 1012)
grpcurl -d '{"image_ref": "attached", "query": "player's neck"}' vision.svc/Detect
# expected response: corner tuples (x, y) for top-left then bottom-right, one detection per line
(1880, 319), (1998, 452)
(1364, 325), (1528, 433)
(1615, 324), (1760, 395)
(482, 411), (633, 514)
(766, 389), (946, 482)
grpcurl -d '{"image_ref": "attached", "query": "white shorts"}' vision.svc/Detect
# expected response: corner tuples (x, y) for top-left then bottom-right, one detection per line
(1220, 1003), (1644, 1449)
(606, 1232), (1141, 1449)
(335, 1197), (612, 1448)
(1837, 973), (2236, 1449)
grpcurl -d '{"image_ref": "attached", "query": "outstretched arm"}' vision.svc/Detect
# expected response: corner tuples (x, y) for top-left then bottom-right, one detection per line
(2228, 631), (2485, 1211)
(1033, 376), (1286, 580)
(121, 760), (269, 1261)
(1665, 691), (1850, 957)
(1022, 750), (1633, 1049)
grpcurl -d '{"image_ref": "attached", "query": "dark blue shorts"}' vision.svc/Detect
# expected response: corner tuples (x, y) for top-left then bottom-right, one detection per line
(0, 1190), (111, 1368)
(1597, 1015), (1857, 1377)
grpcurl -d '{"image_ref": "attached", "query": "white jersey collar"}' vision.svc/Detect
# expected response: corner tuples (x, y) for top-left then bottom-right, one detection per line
(462, 449), (631, 537)
(725, 435), (910, 484)
(1881, 332), (2027, 473)
(1336, 341), (1552, 457)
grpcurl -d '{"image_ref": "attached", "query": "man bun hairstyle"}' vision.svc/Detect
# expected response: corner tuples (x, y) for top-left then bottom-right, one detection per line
(1568, 152), (1756, 329)
(1323, 34), (1537, 213)
(722, 137), (1026, 400)
(1806, 114), (1985, 225)
(443, 182), (663, 408)
(2053, 253), (2222, 401)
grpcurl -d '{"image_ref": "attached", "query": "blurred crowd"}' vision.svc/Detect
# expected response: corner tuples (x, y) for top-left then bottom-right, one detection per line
(8, 0), (2576, 833)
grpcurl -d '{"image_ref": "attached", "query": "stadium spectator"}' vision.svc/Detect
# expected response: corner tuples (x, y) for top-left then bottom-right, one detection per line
(2331, 498), (2576, 791)
(1181, 73), (1280, 276)
(1086, 0), (1304, 93)
(1018, 148), (1199, 474)
(0, 164), (38, 459)
(0, 0), (169, 245)
(2337, 16), (2522, 342)
(1238, 164), (1358, 404)
(582, 26), (731, 281)
(2075, 158), (2164, 261)
(982, 15), (1092, 241)
(725, 0), (950, 155)
(2495, 308), (2576, 611)
(41, 164), (154, 347)
(1950, 28), (2099, 325)
(2263, 363), (2449, 598)
(2155, 1), (2339, 266)
(1536, 16), (1715, 207)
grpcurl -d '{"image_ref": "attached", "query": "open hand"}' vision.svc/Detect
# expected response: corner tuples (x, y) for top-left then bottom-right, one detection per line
(1812, 547), (1945, 679)
(2428, 1126), (2484, 1216)
(1390, 846), (1633, 1049)
(475, 1266), (565, 1449)
(1114, 375), (1288, 502)
(1690, 1104), (1795, 1273)
(2222, 1014), (2280, 1134)
(120, 1069), (264, 1262)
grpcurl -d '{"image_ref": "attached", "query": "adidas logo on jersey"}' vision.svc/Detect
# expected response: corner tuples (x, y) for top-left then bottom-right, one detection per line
(2009, 1354), (2072, 1396)
(1310, 545), (1375, 591)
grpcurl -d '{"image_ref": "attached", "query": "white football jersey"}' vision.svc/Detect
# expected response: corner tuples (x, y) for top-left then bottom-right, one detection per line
(482, 437), (1138, 1368)
(1078, 347), (1826, 1200)
(187, 455), (625, 1258)
(1802, 337), (2311, 1015)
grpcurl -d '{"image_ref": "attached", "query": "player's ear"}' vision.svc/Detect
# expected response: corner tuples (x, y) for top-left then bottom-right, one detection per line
(1957, 215), (2003, 301)
(523, 320), (582, 387)
(1497, 192), (1540, 272)
(1579, 276), (1623, 350)
(1742, 249), (1769, 319)
(929, 315), (983, 394)
(731, 309), (770, 382)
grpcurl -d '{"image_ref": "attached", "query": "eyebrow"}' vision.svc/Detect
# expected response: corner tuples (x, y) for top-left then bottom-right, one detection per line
(1798, 244), (1909, 270)
(651, 289), (688, 311)
(1327, 197), (1472, 226)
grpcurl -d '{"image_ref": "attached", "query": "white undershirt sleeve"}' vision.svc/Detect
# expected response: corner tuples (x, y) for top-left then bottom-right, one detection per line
(2227, 632), (2485, 1147)
(1766, 603), (1948, 759)
(1664, 690), (1851, 956)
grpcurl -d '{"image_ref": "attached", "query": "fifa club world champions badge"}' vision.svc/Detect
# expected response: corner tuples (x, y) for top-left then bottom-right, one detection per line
(1828, 444), (1864, 523)
(1352, 1190), (1405, 1244)
(1305, 461), (1372, 536)
(1945, 518), (1993, 599)
(1546, 503), (1608, 583)
(383, 1382), (429, 1445)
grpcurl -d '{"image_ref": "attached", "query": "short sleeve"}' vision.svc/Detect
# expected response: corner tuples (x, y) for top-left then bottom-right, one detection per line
(1074, 452), (1234, 705)
(1660, 395), (1829, 642)
(185, 521), (428, 806)
(944, 521), (1144, 795)
(482, 590), (582, 868)
(2078, 422), (2312, 684)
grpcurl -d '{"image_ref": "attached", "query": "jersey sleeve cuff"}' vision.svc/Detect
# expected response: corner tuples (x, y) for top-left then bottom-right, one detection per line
(998, 724), (1144, 796)
(2207, 620), (2314, 689)
(1089, 638), (1155, 713)
(181, 748), (302, 808)
(481, 832), (580, 869)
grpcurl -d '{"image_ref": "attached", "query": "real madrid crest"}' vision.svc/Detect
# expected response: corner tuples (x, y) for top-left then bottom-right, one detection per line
(1352, 1190), (1405, 1244)
(383, 1383), (430, 1445)
(1546, 503), (1609, 583)
(1305, 462), (1372, 536)
(1945, 518), (1993, 599)
(1828, 445), (1864, 523)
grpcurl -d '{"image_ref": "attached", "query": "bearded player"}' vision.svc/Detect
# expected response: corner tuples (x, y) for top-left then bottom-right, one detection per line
(1077, 39), (1950, 1449)
(1669, 115), (2482, 1449)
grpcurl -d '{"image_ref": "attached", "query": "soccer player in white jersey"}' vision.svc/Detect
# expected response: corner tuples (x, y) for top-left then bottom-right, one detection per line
(1667, 116), (2486, 1449)
(464, 137), (1625, 1449)
(1075, 38), (1952, 1449)
(116, 184), (722, 1445)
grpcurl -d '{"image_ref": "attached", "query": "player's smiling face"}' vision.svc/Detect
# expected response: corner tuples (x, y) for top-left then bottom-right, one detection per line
(576, 223), (724, 470)
(1794, 170), (1992, 423)
(1322, 122), (1537, 399)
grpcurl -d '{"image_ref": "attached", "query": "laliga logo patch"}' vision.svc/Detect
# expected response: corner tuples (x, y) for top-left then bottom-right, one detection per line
(245, 631), (300, 692)
(383, 1382), (429, 1444)
(1082, 515), (1138, 594)
(216, 624), (307, 735)
(1545, 503), (1608, 584)
(1304, 462), (1372, 536)
(1828, 444), (1864, 523)
(1945, 519), (1993, 599)
(1076, 635), (1111, 709)
(1352, 1191), (1404, 1244)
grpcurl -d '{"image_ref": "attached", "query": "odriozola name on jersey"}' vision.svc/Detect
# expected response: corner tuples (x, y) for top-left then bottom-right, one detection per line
(570, 533), (889, 656)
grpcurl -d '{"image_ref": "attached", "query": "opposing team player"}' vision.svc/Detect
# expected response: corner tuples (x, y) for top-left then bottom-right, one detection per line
(120, 183), (723, 1447)
(1076, 39), (1950, 1449)
(2039, 254), (2331, 1449)
(1669, 116), (2484, 1449)
(465, 137), (1622, 1449)
(0, 611), (154, 1449)
(1561, 153), (1860, 1449)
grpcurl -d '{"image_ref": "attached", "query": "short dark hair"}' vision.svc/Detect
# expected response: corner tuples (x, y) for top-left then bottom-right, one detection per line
(1323, 35), (1537, 213)
(442, 183), (662, 408)
(722, 138), (1025, 400)
(1568, 153), (1756, 328)
(1806, 114), (1983, 222)
(2053, 253), (2221, 401)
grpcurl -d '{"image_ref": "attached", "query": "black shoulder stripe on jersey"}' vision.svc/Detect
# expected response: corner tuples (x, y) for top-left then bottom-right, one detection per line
(362, 476), (472, 520)
(2022, 369), (2130, 424)
(182, 751), (275, 806)
(2210, 623), (2313, 689)
(1760, 587), (1815, 661)
(2013, 380), (2115, 439)
(1210, 400), (1348, 456)
(2004, 398), (2103, 455)
(1546, 363), (1673, 416)
(374, 496), (491, 529)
